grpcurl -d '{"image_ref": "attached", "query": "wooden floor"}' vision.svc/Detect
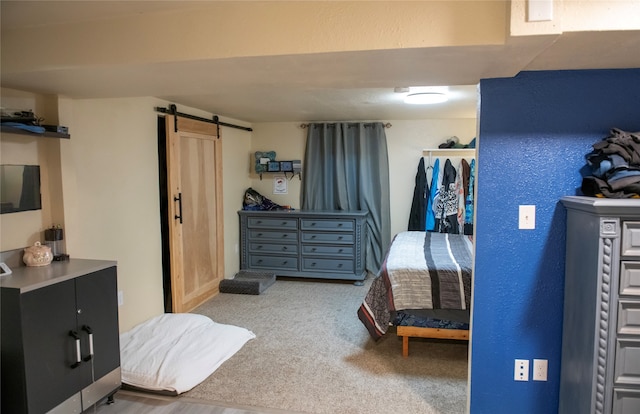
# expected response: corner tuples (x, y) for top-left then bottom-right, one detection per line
(87, 389), (304, 414)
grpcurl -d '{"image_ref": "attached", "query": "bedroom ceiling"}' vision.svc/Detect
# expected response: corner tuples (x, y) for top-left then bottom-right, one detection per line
(2, 1), (640, 123)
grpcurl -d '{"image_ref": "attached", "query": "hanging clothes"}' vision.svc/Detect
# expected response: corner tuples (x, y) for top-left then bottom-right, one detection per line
(456, 159), (471, 233)
(434, 159), (459, 234)
(464, 159), (475, 235)
(425, 158), (440, 231)
(408, 157), (428, 231)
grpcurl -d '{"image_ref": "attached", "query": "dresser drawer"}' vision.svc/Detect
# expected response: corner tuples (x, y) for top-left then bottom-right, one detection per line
(614, 338), (640, 386)
(622, 221), (640, 257)
(249, 229), (298, 242)
(249, 242), (298, 255)
(302, 257), (353, 273)
(248, 217), (297, 230)
(302, 245), (354, 257)
(250, 255), (298, 270)
(621, 262), (640, 297)
(301, 219), (354, 231)
(301, 232), (354, 244)
(618, 300), (640, 335)
(612, 388), (640, 414)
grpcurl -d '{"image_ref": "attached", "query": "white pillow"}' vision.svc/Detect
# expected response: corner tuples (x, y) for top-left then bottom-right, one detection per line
(120, 313), (255, 394)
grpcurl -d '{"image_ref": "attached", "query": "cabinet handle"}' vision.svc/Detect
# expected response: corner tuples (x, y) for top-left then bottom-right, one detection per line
(69, 330), (82, 368)
(82, 325), (94, 361)
(174, 193), (183, 224)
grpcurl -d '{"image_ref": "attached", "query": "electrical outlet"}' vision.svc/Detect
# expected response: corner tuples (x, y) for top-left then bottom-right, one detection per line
(515, 359), (529, 381)
(118, 290), (124, 307)
(519, 205), (536, 229)
(533, 359), (548, 381)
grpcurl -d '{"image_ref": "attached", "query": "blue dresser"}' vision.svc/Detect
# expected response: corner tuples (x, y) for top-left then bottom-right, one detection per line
(238, 210), (368, 281)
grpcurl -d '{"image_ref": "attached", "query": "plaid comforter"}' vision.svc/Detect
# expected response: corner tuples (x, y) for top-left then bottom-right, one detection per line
(357, 231), (473, 340)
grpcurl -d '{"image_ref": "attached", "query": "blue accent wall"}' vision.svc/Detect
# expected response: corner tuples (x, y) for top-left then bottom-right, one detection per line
(470, 69), (640, 414)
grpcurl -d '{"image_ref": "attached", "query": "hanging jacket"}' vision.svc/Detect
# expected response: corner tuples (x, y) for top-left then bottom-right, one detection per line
(464, 159), (475, 235)
(434, 159), (459, 234)
(408, 157), (428, 230)
(426, 158), (440, 231)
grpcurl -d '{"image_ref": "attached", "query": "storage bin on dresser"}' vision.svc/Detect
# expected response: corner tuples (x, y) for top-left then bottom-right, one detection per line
(1, 259), (121, 414)
(238, 210), (368, 281)
(559, 196), (640, 414)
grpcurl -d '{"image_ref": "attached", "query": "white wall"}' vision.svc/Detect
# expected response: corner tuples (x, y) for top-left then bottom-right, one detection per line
(58, 97), (251, 331)
(248, 119), (478, 240)
(58, 97), (166, 332)
(0, 88), (63, 251)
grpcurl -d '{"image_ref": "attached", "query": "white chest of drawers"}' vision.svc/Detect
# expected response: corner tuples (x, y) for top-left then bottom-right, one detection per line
(238, 210), (368, 281)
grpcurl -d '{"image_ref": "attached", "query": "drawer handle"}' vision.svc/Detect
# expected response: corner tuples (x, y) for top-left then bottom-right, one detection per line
(282, 246), (288, 251)
(338, 223), (343, 227)
(311, 262), (316, 266)
(282, 261), (288, 265)
(257, 233), (263, 237)
(257, 259), (263, 263)
(311, 248), (317, 252)
(282, 222), (287, 225)
(256, 246), (262, 249)
(337, 263), (343, 268)
(338, 248), (343, 253)
(311, 235), (316, 239)
(282, 234), (288, 238)
(311, 222), (316, 226)
(257, 220), (262, 224)
(338, 236), (343, 240)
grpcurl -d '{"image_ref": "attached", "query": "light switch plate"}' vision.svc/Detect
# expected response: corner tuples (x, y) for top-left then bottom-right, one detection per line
(519, 205), (536, 229)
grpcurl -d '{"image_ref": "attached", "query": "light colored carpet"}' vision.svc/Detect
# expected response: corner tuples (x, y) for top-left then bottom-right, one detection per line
(187, 276), (468, 414)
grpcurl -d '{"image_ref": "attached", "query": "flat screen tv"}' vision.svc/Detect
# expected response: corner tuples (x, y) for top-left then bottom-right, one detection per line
(0, 165), (42, 214)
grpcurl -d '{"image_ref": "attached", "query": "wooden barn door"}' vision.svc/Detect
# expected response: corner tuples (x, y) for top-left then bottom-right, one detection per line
(165, 114), (224, 313)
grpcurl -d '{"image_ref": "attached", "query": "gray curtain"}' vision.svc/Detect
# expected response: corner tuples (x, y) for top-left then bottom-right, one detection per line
(301, 122), (391, 274)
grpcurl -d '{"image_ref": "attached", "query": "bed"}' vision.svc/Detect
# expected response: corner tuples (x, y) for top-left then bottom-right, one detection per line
(357, 231), (472, 357)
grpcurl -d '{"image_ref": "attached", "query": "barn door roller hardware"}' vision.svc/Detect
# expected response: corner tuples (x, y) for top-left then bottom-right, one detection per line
(155, 105), (253, 133)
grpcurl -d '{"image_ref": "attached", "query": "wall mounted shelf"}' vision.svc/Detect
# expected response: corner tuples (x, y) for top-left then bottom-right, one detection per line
(1, 125), (70, 139)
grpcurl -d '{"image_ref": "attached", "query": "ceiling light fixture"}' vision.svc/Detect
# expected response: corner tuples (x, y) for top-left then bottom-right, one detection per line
(404, 92), (448, 105)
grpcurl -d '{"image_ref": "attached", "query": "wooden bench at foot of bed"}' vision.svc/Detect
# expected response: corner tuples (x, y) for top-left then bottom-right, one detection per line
(397, 326), (469, 357)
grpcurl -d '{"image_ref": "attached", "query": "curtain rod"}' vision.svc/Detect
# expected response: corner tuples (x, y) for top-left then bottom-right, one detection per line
(155, 105), (253, 132)
(300, 122), (392, 129)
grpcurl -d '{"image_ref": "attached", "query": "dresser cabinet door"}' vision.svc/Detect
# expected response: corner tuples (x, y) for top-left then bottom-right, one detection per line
(21, 280), (89, 413)
(75, 268), (120, 385)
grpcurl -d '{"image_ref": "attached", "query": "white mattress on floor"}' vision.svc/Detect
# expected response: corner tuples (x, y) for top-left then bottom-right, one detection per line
(120, 313), (255, 394)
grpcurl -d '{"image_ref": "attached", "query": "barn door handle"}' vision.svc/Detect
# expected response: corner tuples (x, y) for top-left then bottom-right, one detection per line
(174, 193), (183, 223)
